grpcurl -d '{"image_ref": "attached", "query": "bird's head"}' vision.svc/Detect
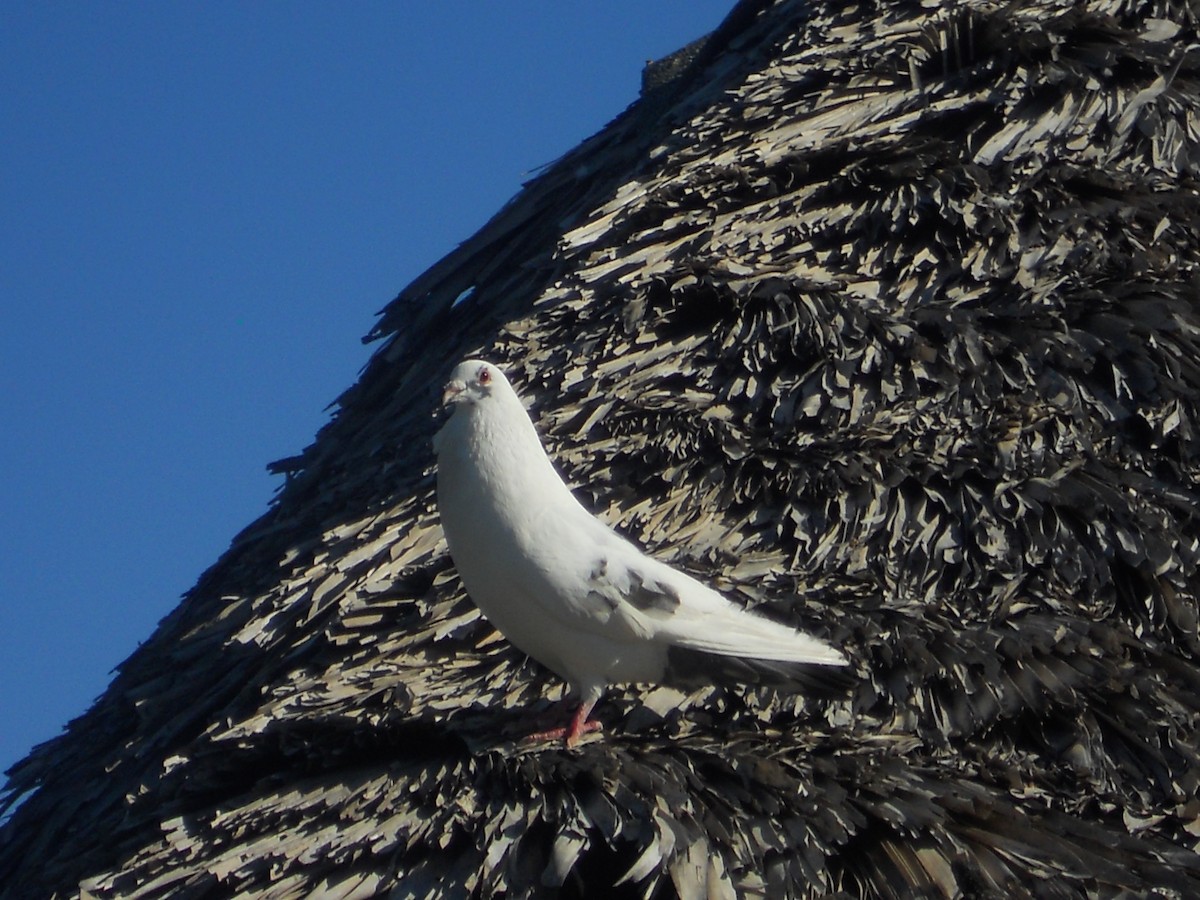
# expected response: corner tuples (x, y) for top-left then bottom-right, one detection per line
(442, 359), (508, 409)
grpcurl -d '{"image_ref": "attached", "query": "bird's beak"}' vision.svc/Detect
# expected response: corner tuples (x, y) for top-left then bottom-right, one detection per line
(442, 379), (466, 406)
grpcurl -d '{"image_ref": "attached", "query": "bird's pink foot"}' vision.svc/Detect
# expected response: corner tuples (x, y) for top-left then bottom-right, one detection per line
(527, 699), (601, 747)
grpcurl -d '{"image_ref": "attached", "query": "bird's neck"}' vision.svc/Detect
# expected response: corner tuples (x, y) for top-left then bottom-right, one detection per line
(460, 398), (565, 500)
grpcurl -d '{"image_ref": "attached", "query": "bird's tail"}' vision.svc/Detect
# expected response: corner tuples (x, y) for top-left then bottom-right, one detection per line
(664, 645), (856, 698)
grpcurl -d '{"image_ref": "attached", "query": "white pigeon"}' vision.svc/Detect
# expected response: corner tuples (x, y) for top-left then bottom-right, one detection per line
(435, 358), (851, 746)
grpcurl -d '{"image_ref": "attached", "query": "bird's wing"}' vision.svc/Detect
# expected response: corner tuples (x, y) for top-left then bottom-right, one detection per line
(582, 538), (848, 668)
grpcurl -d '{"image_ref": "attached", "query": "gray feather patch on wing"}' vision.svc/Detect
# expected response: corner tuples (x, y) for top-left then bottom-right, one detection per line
(587, 558), (681, 615)
(624, 571), (681, 613)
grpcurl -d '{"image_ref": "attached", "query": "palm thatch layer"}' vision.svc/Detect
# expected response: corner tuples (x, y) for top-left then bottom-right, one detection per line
(4, 0), (1200, 897)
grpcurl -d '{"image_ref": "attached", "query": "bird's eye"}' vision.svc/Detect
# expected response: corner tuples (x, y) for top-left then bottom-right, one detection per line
(478, 367), (491, 385)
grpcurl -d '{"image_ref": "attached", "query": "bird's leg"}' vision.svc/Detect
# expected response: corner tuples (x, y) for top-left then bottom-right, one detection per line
(563, 697), (603, 747)
(526, 694), (602, 747)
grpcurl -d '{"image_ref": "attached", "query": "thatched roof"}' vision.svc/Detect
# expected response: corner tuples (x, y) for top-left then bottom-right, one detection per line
(4, 0), (1200, 896)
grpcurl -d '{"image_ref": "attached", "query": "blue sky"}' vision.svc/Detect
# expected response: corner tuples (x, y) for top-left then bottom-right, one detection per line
(0, 3), (734, 780)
